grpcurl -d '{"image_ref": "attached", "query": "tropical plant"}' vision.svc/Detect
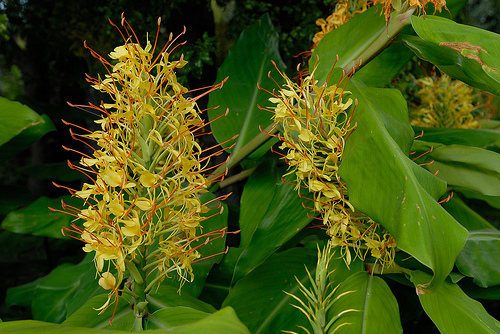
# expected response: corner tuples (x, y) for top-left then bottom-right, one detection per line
(1, 0), (500, 333)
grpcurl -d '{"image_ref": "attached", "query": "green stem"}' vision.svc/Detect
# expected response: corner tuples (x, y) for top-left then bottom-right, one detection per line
(341, 6), (416, 73)
(209, 122), (279, 190)
(129, 244), (149, 326)
(144, 266), (178, 293)
(218, 167), (257, 189)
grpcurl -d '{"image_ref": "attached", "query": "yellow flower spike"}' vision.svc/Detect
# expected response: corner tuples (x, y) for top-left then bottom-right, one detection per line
(51, 14), (234, 322)
(264, 62), (396, 267)
(410, 71), (485, 129)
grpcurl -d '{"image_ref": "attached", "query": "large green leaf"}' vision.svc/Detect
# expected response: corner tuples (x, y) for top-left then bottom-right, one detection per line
(2, 307), (249, 333)
(148, 307), (250, 334)
(405, 15), (500, 95)
(339, 82), (468, 291)
(456, 230), (500, 288)
(454, 186), (500, 210)
(1, 195), (83, 239)
(411, 270), (500, 333)
(207, 13), (284, 160)
(223, 247), (317, 334)
(232, 171), (314, 282)
(311, 6), (386, 85)
(329, 271), (403, 334)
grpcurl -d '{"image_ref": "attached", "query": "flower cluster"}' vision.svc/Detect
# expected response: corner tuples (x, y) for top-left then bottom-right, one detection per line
(52, 15), (230, 313)
(312, 0), (369, 51)
(262, 64), (396, 266)
(373, 0), (447, 21)
(409, 72), (485, 128)
(312, 0), (448, 49)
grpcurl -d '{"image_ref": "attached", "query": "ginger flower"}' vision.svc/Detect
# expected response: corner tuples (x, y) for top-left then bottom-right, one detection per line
(312, 0), (370, 51)
(373, 0), (448, 21)
(410, 72), (485, 128)
(261, 61), (396, 267)
(51, 14), (232, 318)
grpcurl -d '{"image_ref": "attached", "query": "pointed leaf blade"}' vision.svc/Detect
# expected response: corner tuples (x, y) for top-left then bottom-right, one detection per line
(330, 271), (403, 334)
(339, 83), (468, 291)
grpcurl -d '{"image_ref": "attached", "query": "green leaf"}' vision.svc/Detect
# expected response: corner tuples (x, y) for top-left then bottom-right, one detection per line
(456, 230), (500, 288)
(0, 97), (54, 147)
(232, 171), (314, 282)
(329, 271), (403, 334)
(423, 145), (500, 196)
(442, 195), (496, 230)
(1, 195), (83, 239)
(311, 6), (386, 85)
(0, 309), (250, 334)
(223, 247), (317, 334)
(239, 159), (278, 249)
(0, 98), (55, 161)
(412, 127), (500, 149)
(208, 13), (285, 160)
(405, 15), (500, 95)
(339, 82), (468, 291)
(411, 270), (500, 333)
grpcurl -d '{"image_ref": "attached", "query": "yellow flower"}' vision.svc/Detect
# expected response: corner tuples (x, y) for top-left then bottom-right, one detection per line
(410, 72), (484, 128)
(52, 14), (232, 318)
(264, 64), (396, 267)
